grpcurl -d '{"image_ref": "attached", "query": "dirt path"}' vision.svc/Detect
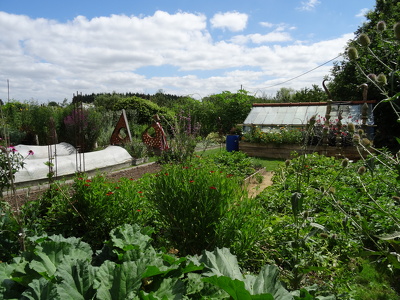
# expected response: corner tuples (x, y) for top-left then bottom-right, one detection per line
(246, 168), (274, 198)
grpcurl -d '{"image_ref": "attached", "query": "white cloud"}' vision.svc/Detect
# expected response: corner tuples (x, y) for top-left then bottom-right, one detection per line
(298, 0), (321, 11)
(0, 11), (352, 102)
(231, 31), (292, 44)
(356, 8), (369, 18)
(210, 11), (248, 32)
(260, 22), (274, 28)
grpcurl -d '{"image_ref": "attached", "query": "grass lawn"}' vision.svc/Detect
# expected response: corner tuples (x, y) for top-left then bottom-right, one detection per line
(196, 145), (284, 171)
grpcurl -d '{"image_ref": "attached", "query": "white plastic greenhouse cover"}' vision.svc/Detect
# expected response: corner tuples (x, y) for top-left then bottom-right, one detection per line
(243, 102), (375, 127)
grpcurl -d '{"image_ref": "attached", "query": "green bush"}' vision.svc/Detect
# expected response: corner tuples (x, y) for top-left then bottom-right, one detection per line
(21, 174), (155, 249)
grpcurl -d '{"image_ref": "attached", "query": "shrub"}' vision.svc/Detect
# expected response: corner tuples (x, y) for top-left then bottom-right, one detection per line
(21, 174), (154, 249)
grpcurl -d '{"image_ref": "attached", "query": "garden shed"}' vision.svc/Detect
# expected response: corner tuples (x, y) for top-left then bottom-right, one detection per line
(240, 101), (376, 160)
(242, 101), (375, 132)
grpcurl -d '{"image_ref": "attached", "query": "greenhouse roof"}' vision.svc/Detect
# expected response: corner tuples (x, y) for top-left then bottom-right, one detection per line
(243, 101), (376, 127)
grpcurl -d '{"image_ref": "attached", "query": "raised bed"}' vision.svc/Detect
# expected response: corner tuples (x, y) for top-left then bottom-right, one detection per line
(239, 141), (370, 160)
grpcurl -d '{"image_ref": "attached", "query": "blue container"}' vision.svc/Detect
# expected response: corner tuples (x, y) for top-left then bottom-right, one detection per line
(226, 135), (239, 152)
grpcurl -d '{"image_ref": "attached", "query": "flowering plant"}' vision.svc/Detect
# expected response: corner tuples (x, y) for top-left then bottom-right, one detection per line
(160, 111), (201, 162)
(0, 139), (33, 197)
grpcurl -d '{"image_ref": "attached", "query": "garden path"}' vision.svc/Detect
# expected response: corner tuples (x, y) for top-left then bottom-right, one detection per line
(246, 169), (274, 198)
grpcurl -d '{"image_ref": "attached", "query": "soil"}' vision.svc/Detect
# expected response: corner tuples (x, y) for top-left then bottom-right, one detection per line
(246, 169), (274, 198)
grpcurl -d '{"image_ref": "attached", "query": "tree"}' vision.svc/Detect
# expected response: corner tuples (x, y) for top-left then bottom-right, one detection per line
(291, 85), (327, 102)
(274, 87), (295, 102)
(328, 0), (400, 152)
(196, 90), (254, 135)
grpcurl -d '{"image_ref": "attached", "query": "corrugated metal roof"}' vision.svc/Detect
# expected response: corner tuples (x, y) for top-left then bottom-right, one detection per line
(243, 101), (375, 127)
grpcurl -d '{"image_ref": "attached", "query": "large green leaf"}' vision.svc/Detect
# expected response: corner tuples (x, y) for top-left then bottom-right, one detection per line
(110, 224), (152, 252)
(203, 276), (263, 300)
(94, 260), (142, 300)
(195, 248), (244, 280)
(140, 277), (185, 300)
(29, 235), (92, 279)
(0, 262), (22, 299)
(55, 260), (96, 300)
(185, 272), (228, 299)
(244, 265), (293, 299)
(21, 277), (58, 300)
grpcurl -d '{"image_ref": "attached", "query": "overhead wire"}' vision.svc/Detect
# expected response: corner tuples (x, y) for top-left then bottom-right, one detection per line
(247, 53), (344, 92)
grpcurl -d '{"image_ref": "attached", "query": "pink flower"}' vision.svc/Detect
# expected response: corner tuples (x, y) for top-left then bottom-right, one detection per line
(28, 150), (34, 155)
(8, 146), (17, 153)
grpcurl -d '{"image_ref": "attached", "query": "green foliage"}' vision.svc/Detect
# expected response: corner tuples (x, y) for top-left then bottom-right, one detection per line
(145, 161), (247, 255)
(348, 261), (399, 300)
(201, 150), (256, 178)
(158, 111), (201, 163)
(21, 174), (155, 249)
(291, 85), (327, 103)
(0, 224), (294, 299)
(113, 96), (174, 125)
(243, 126), (304, 145)
(0, 143), (28, 197)
(123, 138), (148, 159)
(328, 0), (400, 151)
(58, 105), (103, 152)
(256, 151), (400, 295)
(194, 90), (254, 135)
(0, 202), (21, 262)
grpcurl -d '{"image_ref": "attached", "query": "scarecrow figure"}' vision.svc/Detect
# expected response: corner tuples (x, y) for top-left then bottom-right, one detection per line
(141, 114), (169, 155)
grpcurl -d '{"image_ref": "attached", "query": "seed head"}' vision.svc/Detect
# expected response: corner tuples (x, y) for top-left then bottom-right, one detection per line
(368, 73), (377, 81)
(285, 159), (291, 167)
(377, 73), (387, 85)
(377, 21), (387, 32)
(353, 134), (360, 143)
(347, 122), (355, 133)
(347, 47), (359, 60)
(319, 233), (329, 239)
(394, 22), (400, 39)
(361, 138), (372, 147)
(358, 33), (371, 47)
(357, 166), (366, 175)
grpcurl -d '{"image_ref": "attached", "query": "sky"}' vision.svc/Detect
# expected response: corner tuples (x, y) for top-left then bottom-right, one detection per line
(0, 0), (376, 103)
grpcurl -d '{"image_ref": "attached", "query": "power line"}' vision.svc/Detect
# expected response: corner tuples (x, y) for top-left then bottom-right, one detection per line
(253, 53), (343, 91)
